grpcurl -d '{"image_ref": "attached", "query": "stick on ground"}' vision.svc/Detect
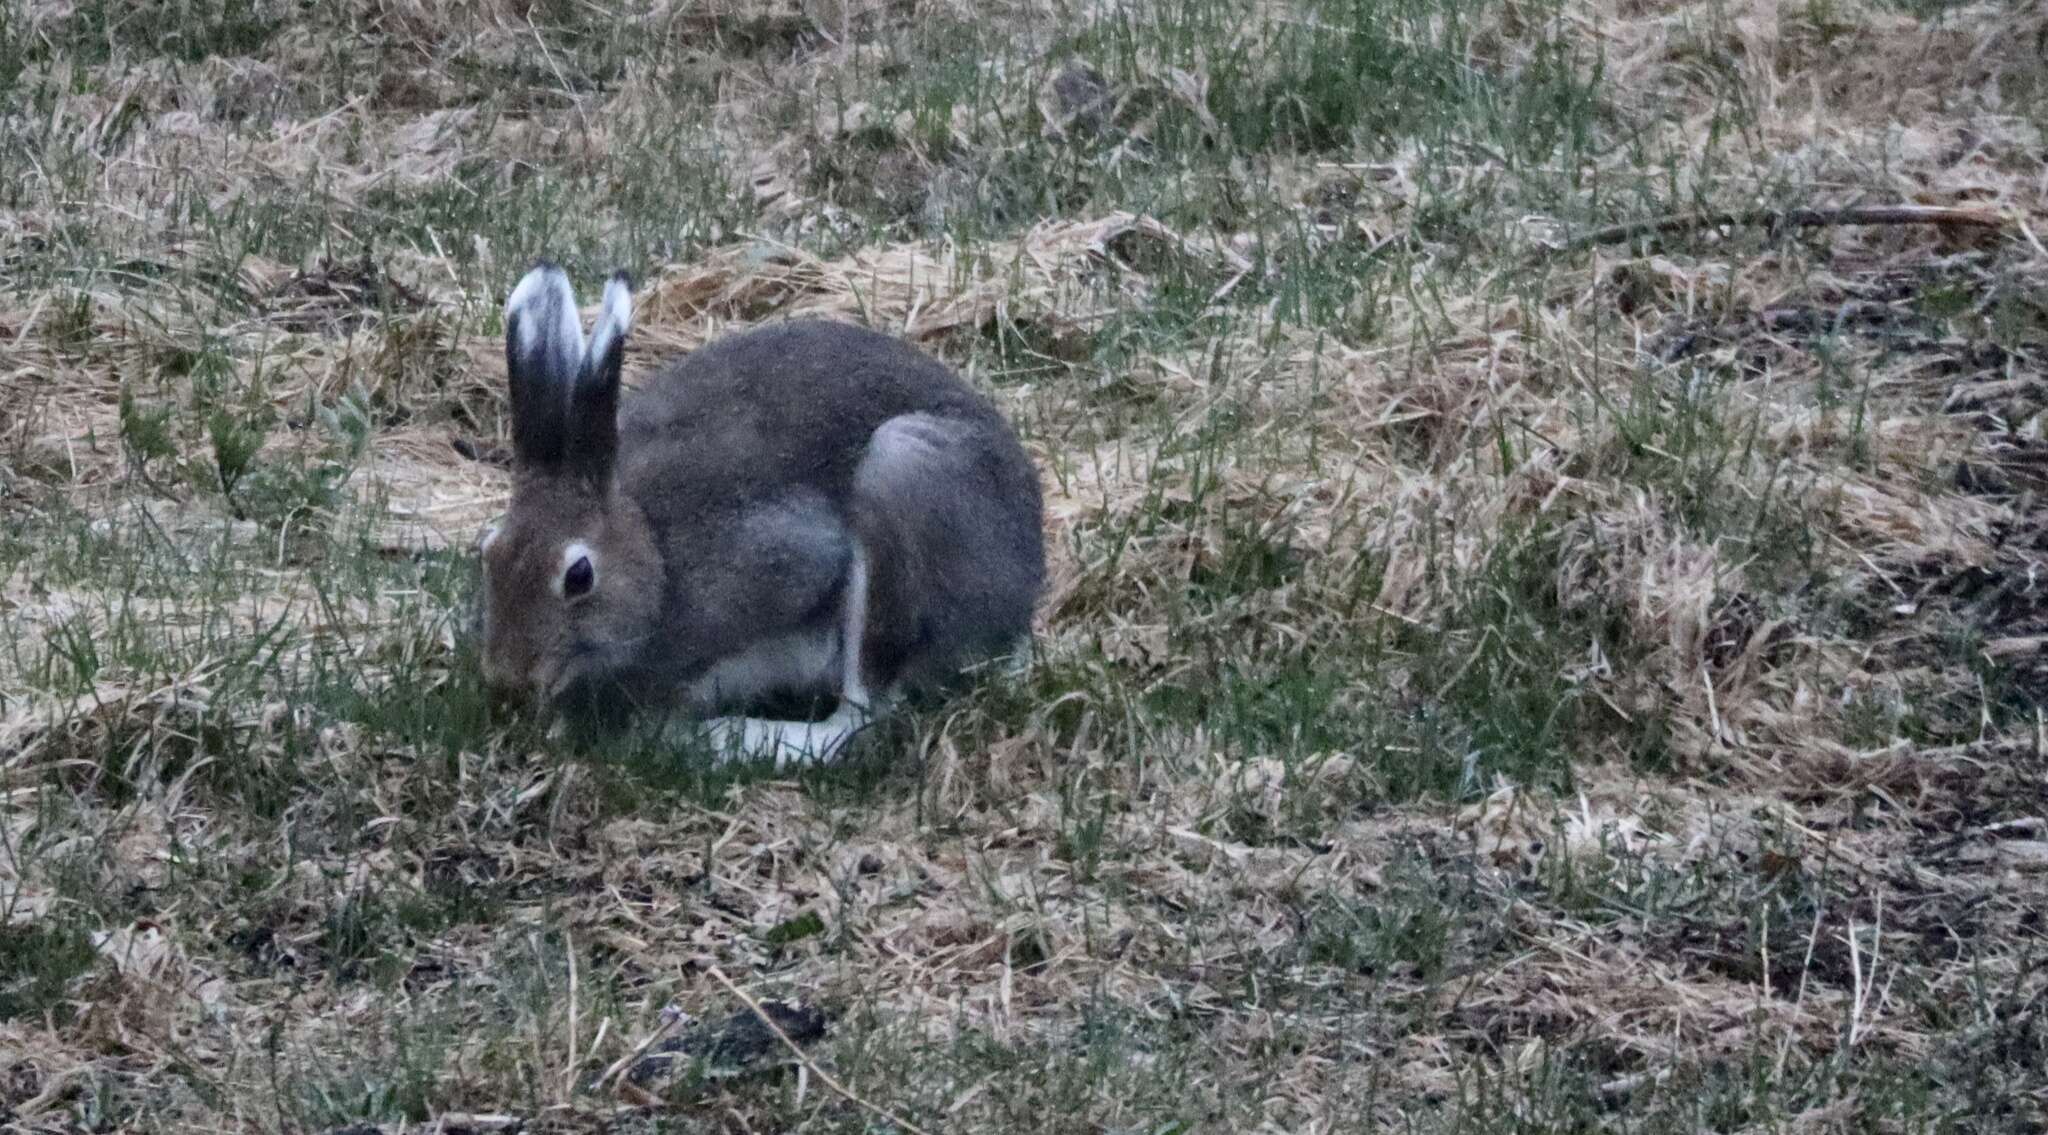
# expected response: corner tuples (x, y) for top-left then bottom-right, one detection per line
(707, 966), (935, 1135)
(1553, 204), (2008, 254)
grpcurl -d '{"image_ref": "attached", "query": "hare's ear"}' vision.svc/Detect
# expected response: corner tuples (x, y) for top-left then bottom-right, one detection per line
(566, 270), (632, 486)
(504, 262), (585, 472)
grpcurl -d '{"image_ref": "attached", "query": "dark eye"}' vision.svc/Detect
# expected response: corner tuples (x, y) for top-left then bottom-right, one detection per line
(563, 555), (595, 599)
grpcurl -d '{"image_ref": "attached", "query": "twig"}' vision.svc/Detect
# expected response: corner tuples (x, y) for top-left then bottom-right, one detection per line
(1701, 664), (1727, 747)
(1760, 913), (1771, 1004)
(432, 1115), (520, 1132)
(1552, 204), (2008, 255)
(564, 929), (579, 1102)
(596, 1003), (692, 1093)
(1846, 916), (1866, 1048)
(707, 965), (934, 1135)
(1597, 1067), (1671, 1100)
(2015, 210), (2048, 259)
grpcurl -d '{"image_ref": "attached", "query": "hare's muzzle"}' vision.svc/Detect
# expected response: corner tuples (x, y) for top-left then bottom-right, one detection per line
(546, 669), (635, 737)
(481, 657), (535, 706)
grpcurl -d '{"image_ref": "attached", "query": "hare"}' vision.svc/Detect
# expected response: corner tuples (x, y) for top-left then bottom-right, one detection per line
(476, 263), (1044, 766)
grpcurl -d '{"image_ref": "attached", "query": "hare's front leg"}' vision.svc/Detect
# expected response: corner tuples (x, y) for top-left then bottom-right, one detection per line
(703, 544), (889, 769)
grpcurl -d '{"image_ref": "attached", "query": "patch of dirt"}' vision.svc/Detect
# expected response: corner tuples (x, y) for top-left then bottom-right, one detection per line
(267, 254), (428, 334)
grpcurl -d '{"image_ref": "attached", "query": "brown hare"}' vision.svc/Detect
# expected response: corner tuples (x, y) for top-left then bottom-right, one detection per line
(476, 263), (1044, 766)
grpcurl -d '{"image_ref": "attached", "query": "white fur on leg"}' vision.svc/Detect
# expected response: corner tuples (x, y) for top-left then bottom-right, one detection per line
(838, 542), (872, 708)
(699, 541), (893, 769)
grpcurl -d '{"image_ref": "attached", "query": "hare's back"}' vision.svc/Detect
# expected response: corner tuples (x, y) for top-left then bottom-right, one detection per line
(618, 320), (999, 490)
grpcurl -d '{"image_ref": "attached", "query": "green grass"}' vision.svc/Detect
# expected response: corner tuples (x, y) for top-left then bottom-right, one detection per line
(0, 921), (99, 1022)
(1, 0), (2044, 1129)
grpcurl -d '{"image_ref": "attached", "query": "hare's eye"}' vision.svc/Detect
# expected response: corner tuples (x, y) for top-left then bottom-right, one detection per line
(563, 555), (596, 599)
(557, 541), (598, 599)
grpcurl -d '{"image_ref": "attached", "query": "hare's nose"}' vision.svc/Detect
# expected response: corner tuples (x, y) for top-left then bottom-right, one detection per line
(481, 661), (528, 702)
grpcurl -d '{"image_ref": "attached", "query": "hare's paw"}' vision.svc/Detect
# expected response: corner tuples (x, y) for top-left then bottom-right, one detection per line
(703, 709), (866, 769)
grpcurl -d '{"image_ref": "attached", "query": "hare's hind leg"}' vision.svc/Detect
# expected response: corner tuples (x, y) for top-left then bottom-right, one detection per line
(850, 412), (1043, 692)
(704, 545), (887, 768)
(698, 409), (1038, 767)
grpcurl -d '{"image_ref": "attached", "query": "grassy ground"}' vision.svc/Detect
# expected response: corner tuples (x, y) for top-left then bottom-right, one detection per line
(2, 0), (2046, 1130)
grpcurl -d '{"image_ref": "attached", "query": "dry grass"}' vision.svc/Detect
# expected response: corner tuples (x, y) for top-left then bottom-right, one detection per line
(1, 0), (2046, 1129)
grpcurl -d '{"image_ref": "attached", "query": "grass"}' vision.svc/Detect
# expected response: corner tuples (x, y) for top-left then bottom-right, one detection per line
(2, 0), (2046, 1129)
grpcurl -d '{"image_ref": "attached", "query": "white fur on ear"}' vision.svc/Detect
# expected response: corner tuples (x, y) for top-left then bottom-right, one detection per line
(477, 523), (501, 553)
(583, 271), (634, 373)
(506, 264), (586, 383)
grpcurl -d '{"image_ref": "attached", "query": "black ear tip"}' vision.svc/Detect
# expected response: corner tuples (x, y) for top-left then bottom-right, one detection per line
(609, 268), (634, 290)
